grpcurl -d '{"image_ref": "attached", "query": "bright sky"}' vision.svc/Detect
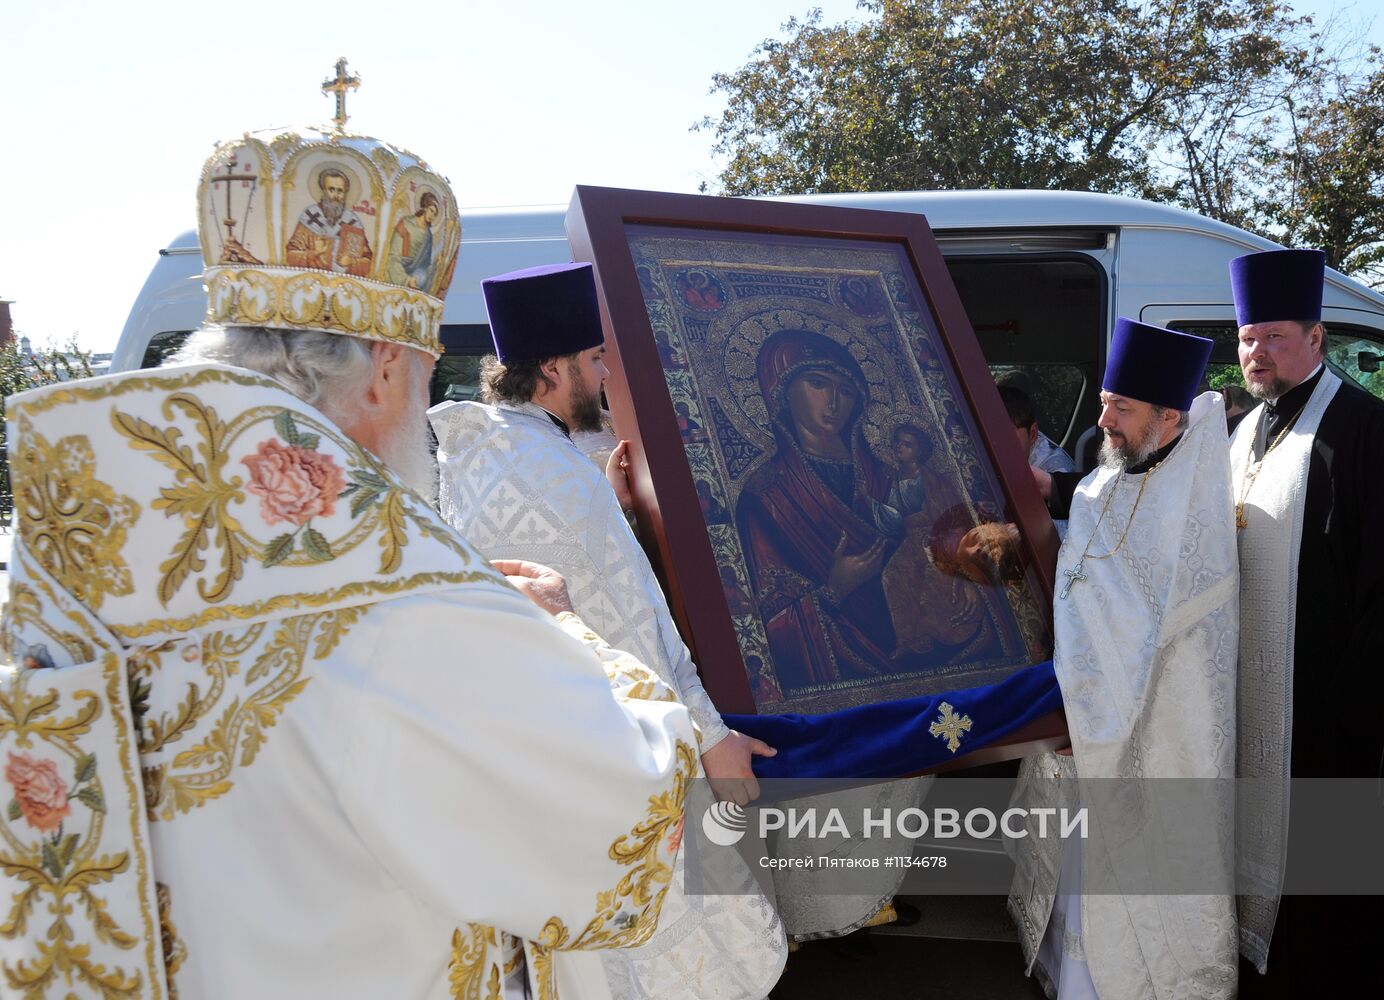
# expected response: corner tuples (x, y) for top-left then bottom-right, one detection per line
(1, 0), (1376, 353)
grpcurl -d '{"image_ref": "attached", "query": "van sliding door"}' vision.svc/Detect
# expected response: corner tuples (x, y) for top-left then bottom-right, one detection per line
(943, 254), (1106, 462)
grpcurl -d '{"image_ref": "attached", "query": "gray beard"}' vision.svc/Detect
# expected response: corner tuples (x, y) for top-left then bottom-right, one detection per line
(379, 391), (439, 506)
(1098, 418), (1164, 471)
(320, 198), (346, 227)
(1245, 376), (1291, 401)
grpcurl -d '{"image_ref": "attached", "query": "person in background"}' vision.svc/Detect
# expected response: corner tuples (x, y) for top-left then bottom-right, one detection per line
(1221, 383), (1255, 433)
(1000, 383), (1076, 476)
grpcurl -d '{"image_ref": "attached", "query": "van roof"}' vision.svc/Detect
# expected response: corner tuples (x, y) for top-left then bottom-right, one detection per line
(154, 189), (1380, 305)
(778, 189), (1282, 241)
(159, 188), (1280, 250)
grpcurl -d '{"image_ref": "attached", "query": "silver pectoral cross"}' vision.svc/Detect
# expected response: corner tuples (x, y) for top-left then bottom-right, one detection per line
(1059, 559), (1086, 599)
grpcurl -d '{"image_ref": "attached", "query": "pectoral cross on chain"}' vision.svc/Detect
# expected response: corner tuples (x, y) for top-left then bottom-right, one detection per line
(1059, 559), (1086, 599)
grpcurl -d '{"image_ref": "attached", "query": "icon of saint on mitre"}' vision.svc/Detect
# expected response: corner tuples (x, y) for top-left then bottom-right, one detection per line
(284, 161), (374, 277)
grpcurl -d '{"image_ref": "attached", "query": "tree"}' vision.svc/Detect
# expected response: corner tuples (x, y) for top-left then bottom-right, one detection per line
(700, 1), (1383, 287)
(1264, 61), (1384, 281)
(0, 337), (92, 527)
(702, 1), (1304, 194)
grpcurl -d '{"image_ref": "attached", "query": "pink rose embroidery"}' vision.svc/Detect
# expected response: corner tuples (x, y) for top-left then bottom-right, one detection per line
(5, 752), (71, 833)
(666, 815), (685, 855)
(243, 438), (346, 528)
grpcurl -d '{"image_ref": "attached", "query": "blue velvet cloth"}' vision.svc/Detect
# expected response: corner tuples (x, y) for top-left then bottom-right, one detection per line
(1230, 248), (1325, 326)
(726, 659), (1062, 781)
(1102, 317), (1213, 411)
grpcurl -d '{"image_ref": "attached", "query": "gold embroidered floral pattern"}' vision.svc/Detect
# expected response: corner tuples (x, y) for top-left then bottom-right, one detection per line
(3, 582), (97, 669)
(447, 925), (503, 1000)
(533, 739), (697, 959)
(244, 413), (346, 567)
(0, 664), (150, 997)
(111, 393), (248, 606)
(11, 417), (140, 612)
(143, 608), (362, 821)
(111, 391), (474, 609)
(156, 883), (185, 999)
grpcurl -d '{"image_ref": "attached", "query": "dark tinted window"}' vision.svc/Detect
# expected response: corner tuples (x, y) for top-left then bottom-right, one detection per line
(432, 323), (495, 406)
(1167, 324), (1240, 391)
(944, 255), (1105, 448)
(1172, 322), (1384, 401)
(140, 330), (193, 369)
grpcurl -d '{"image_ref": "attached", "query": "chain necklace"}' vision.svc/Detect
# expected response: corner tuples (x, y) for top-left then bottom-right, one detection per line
(1234, 409), (1301, 531)
(1059, 458), (1164, 599)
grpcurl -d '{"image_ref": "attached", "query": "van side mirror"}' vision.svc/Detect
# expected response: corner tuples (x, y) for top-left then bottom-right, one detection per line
(1359, 351), (1382, 374)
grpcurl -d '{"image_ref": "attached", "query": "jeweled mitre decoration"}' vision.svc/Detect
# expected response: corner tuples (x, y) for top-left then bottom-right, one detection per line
(197, 126), (460, 356)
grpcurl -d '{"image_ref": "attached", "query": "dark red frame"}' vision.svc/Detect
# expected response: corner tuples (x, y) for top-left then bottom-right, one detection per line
(565, 185), (1060, 716)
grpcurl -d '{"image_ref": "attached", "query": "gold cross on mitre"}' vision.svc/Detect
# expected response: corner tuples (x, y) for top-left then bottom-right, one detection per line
(322, 57), (361, 131)
(929, 701), (974, 754)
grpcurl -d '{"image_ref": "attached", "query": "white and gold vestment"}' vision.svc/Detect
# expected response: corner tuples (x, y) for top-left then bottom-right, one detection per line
(0, 364), (699, 999)
(433, 399), (788, 1000)
(1008, 392), (1240, 999)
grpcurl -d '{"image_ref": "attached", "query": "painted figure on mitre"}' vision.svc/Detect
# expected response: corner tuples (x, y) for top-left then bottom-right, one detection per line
(286, 163), (373, 275)
(385, 188), (439, 290)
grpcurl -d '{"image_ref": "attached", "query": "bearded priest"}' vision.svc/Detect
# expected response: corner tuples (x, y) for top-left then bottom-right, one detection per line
(429, 262), (787, 1000)
(1008, 319), (1239, 999)
(0, 128), (702, 999)
(1228, 249), (1384, 996)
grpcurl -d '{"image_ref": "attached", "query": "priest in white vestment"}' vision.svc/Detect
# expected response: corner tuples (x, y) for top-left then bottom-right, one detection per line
(1227, 249), (1384, 994)
(1008, 318), (1239, 999)
(431, 263), (788, 999)
(0, 127), (704, 1000)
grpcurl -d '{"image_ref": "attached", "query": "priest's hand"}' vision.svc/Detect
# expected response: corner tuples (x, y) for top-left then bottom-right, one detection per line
(605, 440), (634, 511)
(828, 533), (887, 600)
(491, 559), (574, 617)
(1030, 465), (1053, 500)
(703, 730), (777, 806)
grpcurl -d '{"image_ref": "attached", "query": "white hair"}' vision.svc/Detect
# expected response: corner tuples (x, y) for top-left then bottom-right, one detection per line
(171, 324), (438, 502)
(171, 324), (375, 425)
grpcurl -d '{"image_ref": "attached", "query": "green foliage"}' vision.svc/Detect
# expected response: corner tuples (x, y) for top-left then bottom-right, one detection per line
(0, 336), (93, 526)
(700, 0), (1383, 288)
(1205, 364), (1247, 392)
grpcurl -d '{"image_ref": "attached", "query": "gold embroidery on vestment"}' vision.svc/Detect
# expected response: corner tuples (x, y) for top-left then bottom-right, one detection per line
(11, 417), (140, 611)
(0, 658), (164, 998)
(447, 924), (504, 1000)
(156, 883), (186, 998)
(534, 739), (698, 956)
(143, 608), (363, 821)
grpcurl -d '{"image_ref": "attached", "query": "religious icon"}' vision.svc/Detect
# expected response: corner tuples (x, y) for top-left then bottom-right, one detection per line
(385, 187), (441, 291)
(200, 143), (271, 267)
(567, 187), (1058, 715)
(673, 268), (728, 312)
(838, 275), (887, 317)
(284, 159), (375, 277)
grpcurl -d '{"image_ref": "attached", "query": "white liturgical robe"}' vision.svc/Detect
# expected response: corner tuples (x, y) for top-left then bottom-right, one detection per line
(1008, 392), (1240, 999)
(0, 365), (701, 1000)
(431, 399), (788, 1000)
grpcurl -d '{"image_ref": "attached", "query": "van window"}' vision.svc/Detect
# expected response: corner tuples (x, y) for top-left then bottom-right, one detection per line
(1166, 324), (1241, 390)
(944, 255), (1105, 450)
(1173, 322), (1384, 401)
(1326, 327), (1384, 401)
(433, 323), (496, 406)
(141, 330), (193, 369)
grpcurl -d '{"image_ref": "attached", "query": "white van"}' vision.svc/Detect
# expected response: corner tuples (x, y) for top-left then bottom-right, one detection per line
(114, 190), (1384, 469)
